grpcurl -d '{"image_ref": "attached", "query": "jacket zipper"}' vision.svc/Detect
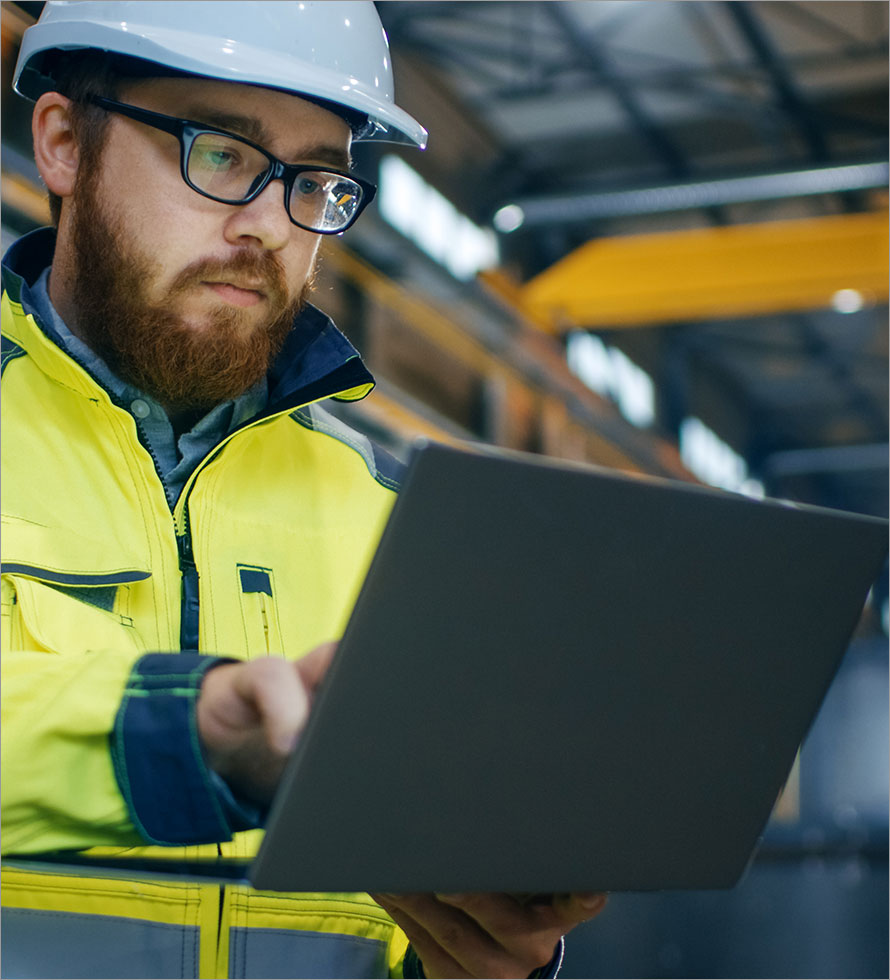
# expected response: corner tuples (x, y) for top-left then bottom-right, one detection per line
(130, 415), (200, 652)
(177, 526), (200, 651)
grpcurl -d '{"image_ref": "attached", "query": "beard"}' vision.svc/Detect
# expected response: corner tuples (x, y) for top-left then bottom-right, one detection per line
(67, 168), (311, 417)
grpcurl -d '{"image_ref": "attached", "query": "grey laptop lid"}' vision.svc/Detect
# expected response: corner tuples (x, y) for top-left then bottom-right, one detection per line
(7, 441), (886, 893)
(249, 441), (887, 893)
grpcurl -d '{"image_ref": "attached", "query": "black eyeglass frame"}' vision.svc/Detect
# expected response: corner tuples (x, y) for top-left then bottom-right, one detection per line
(87, 94), (377, 235)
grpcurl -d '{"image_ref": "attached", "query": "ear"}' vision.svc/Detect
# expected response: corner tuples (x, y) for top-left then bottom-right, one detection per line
(31, 92), (81, 199)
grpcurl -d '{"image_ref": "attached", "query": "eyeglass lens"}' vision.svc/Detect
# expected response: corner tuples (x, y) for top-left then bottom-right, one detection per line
(186, 132), (362, 232)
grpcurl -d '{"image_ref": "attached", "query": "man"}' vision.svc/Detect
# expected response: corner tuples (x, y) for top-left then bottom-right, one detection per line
(1, 3), (606, 977)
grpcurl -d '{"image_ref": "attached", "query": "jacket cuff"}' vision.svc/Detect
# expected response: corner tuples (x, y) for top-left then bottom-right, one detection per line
(208, 770), (268, 831)
(110, 652), (237, 845)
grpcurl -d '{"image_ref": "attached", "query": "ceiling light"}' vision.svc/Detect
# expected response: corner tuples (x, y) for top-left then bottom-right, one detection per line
(493, 204), (525, 234)
(831, 288), (865, 314)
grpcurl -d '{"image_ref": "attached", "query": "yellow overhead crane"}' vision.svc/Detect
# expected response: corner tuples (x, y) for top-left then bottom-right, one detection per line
(519, 210), (889, 331)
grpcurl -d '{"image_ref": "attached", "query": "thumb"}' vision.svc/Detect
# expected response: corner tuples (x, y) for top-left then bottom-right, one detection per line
(295, 640), (337, 694)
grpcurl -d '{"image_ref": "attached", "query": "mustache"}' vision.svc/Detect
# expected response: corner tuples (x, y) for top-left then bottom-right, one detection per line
(168, 250), (289, 305)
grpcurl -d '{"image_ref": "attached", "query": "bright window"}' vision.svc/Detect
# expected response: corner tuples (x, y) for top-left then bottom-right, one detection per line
(566, 332), (655, 428)
(679, 417), (764, 498)
(379, 155), (499, 281)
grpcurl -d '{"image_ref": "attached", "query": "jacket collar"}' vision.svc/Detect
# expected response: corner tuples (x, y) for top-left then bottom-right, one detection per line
(2, 227), (375, 412)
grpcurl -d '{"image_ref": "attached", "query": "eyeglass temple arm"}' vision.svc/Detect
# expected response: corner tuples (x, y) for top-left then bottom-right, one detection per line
(89, 95), (184, 140)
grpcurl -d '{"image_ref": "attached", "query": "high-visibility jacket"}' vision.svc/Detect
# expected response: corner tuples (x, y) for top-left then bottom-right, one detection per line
(1, 229), (411, 979)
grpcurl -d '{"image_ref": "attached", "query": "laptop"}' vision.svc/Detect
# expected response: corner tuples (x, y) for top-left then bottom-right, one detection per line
(6, 440), (887, 893)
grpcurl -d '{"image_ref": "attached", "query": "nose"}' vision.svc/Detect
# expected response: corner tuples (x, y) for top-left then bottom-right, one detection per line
(222, 178), (295, 251)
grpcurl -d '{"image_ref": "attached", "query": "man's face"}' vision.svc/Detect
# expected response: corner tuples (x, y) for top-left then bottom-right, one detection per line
(63, 76), (352, 416)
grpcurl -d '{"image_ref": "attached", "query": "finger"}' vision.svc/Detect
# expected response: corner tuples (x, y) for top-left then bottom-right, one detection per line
(435, 893), (564, 972)
(234, 658), (311, 755)
(376, 892), (538, 979)
(198, 663), (261, 735)
(371, 894), (473, 980)
(452, 890), (605, 934)
(295, 641), (337, 693)
(551, 891), (609, 928)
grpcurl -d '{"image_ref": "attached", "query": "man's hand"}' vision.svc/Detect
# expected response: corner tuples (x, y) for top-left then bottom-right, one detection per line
(196, 643), (336, 804)
(371, 891), (607, 979)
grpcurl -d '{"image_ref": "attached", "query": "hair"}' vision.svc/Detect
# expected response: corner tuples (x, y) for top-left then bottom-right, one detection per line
(37, 50), (127, 225)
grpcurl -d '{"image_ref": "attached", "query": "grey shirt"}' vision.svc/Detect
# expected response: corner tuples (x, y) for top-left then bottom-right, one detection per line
(30, 267), (268, 509)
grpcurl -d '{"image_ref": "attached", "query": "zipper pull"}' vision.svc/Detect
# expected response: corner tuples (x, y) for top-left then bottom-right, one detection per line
(177, 530), (195, 568)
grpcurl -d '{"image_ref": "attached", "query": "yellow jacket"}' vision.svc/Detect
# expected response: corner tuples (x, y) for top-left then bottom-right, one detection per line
(1, 230), (410, 978)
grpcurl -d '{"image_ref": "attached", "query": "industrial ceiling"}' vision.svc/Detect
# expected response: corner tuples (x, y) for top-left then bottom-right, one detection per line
(2, 1), (887, 524)
(376, 0), (888, 520)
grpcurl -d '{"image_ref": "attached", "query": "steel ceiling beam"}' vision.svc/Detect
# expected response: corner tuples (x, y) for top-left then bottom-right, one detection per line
(769, 1), (872, 48)
(724, 2), (830, 162)
(762, 443), (889, 477)
(401, 38), (519, 89)
(480, 41), (888, 99)
(498, 160), (888, 227)
(476, 60), (888, 145)
(542, 1), (689, 179)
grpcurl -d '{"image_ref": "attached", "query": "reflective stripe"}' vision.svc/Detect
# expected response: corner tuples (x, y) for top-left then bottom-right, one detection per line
(1, 907), (201, 979)
(290, 403), (404, 492)
(228, 927), (388, 979)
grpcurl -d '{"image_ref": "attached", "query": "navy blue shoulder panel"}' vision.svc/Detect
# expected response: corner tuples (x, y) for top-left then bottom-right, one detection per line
(1, 335), (27, 377)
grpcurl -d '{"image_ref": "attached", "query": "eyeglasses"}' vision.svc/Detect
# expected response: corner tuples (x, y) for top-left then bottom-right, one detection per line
(88, 95), (376, 235)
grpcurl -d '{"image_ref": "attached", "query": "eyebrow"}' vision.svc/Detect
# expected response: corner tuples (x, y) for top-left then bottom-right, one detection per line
(183, 105), (353, 170)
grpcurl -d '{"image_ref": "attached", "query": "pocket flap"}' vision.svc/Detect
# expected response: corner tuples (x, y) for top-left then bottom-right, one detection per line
(1, 515), (151, 586)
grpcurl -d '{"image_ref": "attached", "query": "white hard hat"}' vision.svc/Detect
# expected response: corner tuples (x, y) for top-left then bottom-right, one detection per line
(14, 0), (427, 149)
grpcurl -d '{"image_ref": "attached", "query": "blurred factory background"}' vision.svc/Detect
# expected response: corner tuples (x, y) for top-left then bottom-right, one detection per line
(2, 1), (887, 976)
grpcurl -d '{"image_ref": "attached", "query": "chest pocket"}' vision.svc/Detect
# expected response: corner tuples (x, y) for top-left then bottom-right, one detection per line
(5, 572), (147, 656)
(237, 565), (284, 657)
(2, 515), (153, 656)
